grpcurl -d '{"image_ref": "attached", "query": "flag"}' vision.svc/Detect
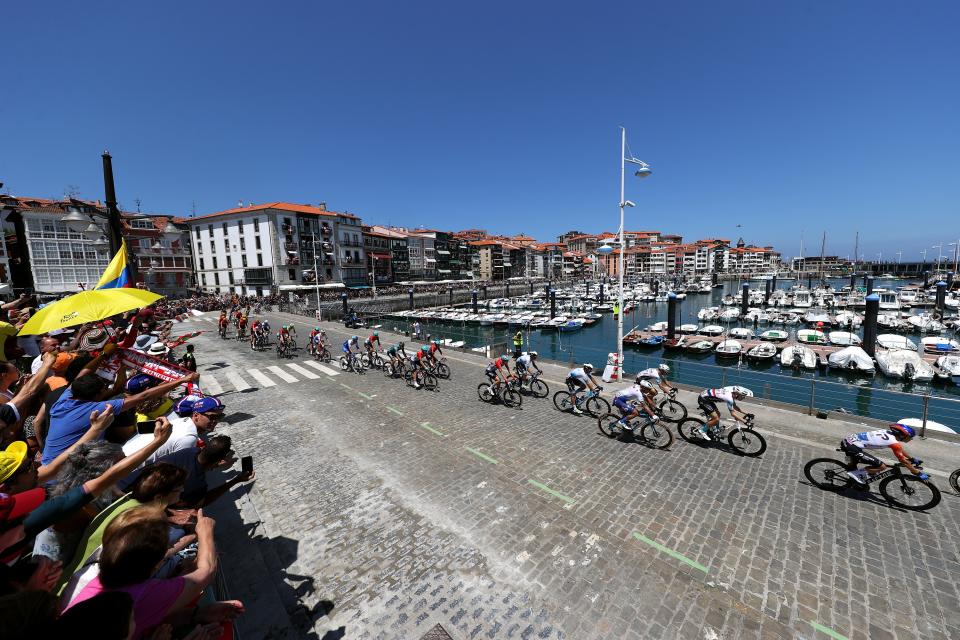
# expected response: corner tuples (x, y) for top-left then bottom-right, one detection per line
(94, 240), (133, 289)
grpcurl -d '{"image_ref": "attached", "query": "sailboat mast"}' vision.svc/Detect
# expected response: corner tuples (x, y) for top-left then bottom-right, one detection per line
(853, 231), (859, 274)
(819, 231), (826, 285)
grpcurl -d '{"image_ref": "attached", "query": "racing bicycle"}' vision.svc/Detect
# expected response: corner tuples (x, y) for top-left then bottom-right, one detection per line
(804, 455), (941, 511)
(553, 387), (609, 417)
(676, 412), (766, 457)
(338, 352), (366, 374)
(597, 407), (674, 449)
(650, 388), (687, 423)
(509, 371), (549, 398)
(478, 377), (522, 408)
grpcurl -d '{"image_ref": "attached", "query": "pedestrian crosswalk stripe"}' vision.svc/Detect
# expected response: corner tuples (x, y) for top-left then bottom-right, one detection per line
(286, 363), (319, 379)
(267, 365), (298, 383)
(302, 360), (340, 376)
(224, 370), (252, 391)
(202, 374), (224, 395)
(248, 368), (276, 387)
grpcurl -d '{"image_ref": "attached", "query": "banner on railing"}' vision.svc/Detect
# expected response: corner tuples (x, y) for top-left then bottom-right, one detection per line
(95, 348), (193, 383)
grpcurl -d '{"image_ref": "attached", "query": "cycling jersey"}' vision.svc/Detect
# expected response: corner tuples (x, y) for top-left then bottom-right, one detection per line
(516, 354), (532, 369)
(615, 385), (645, 403)
(429, 343), (441, 355)
(365, 335), (379, 348)
(341, 340), (351, 354)
(843, 430), (908, 458)
(568, 368), (591, 383)
(699, 388), (736, 410)
(386, 346), (398, 356)
(637, 368), (662, 382)
(493, 357), (510, 370)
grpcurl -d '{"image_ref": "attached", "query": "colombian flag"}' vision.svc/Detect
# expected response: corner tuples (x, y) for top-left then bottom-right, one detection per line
(94, 240), (133, 289)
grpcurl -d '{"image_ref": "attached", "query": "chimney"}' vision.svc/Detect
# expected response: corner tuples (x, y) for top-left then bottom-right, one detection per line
(318, 202), (326, 211)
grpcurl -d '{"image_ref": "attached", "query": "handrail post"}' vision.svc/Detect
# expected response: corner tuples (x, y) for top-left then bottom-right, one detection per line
(921, 395), (929, 438)
(720, 369), (727, 388)
(808, 379), (816, 416)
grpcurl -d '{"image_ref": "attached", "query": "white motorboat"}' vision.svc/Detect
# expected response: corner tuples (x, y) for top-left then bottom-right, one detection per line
(793, 290), (812, 308)
(746, 342), (778, 362)
(933, 355), (960, 385)
(760, 329), (789, 342)
(728, 327), (755, 340)
(907, 313), (944, 333)
(796, 329), (827, 344)
(782, 312), (802, 325)
(877, 291), (900, 311)
(876, 334), (918, 351)
(700, 325), (726, 337)
(833, 311), (862, 328)
(648, 321), (668, 332)
(803, 310), (832, 325)
(697, 307), (719, 321)
(679, 323), (699, 334)
(876, 350), (935, 382)
(828, 331), (862, 346)
(715, 339), (743, 358)
(921, 337), (960, 354)
(780, 345), (818, 370)
(720, 308), (741, 321)
(828, 346), (875, 374)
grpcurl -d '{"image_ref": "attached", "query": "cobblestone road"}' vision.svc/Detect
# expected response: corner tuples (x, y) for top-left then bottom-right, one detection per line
(183, 311), (960, 640)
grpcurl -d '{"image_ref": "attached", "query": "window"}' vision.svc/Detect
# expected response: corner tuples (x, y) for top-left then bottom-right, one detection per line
(201, 274), (207, 286)
(253, 218), (259, 232)
(241, 255), (247, 267)
(212, 257), (218, 269)
(214, 273), (220, 286)
(195, 227), (200, 238)
(288, 268), (296, 280)
(199, 258), (205, 270)
(257, 253), (263, 267)
(255, 236), (261, 250)
(228, 271), (235, 285)
(226, 256), (232, 268)
(207, 224), (213, 236)
(209, 240), (215, 252)
(222, 222), (228, 235)
(239, 237), (245, 250)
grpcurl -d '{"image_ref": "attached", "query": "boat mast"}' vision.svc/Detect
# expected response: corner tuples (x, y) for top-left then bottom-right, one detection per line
(798, 230), (805, 283)
(818, 231), (826, 286)
(853, 231), (859, 278)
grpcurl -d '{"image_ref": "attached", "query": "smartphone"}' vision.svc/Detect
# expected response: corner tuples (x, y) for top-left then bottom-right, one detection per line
(136, 420), (156, 435)
(241, 456), (253, 475)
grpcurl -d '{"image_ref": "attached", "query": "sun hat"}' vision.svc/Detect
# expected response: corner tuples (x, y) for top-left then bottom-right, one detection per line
(147, 342), (169, 356)
(79, 328), (110, 352)
(133, 334), (158, 351)
(0, 442), (28, 485)
(0, 488), (46, 523)
(125, 373), (160, 394)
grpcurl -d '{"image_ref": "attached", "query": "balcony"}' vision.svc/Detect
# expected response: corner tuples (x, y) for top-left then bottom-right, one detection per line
(321, 225), (332, 236)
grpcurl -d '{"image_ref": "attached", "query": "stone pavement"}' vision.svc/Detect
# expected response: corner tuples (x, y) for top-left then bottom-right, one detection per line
(179, 311), (960, 640)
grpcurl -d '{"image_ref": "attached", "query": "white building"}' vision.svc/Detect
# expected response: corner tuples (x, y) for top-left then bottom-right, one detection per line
(183, 202), (364, 295)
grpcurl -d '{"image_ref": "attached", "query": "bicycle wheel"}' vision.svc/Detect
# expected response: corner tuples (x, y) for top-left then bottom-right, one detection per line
(436, 363), (451, 379)
(597, 413), (622, 438)
(477, 383), (494, 403)
(529, 379), (549, 399)
(585, 396), (610, 418)
(501, 388), (522, 408)
(676, 417), (708, 443)
(803, 458), (853, 491)
(641, 421), (675, 450)
(950, 468), (960, 494)
(422, 372), (438, 391)
(727, 427), (766, 457)
(879, 475), (941, 511)
(553, 391), (574, 412)
(657, 399), (687, 423)
(338, 356), (349, 371)
(373, 354), (385, 370)
(384, 362), (396, 378)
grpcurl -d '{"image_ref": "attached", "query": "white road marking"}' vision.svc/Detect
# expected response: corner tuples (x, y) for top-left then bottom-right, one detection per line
(224, 370), (252, 391)
(248, 368), (276, 387)
(303, 360), (340, 376)
(202, 374), (223, 395)
(286, 363), (319, 379)
(267, 366), (298, 383)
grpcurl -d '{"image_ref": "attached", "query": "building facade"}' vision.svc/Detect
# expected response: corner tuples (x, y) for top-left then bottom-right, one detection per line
(122, 213), (194, 295)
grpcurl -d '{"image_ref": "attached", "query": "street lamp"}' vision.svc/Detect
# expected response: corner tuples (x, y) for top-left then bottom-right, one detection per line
(950, 240), (959, 275)
(932, 243), (944, 274)
(616, 126), (652, 379)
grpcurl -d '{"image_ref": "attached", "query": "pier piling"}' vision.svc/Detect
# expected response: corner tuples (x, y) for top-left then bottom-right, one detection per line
(408, 288), (414, 311)
(764, 279), (772, 305)
(850, 273), (856, 289)
(923, 271), (930, 288)
(667, 292), (677, 339)
(505, 282), (510, 298)
(471, 289), (478, 315)
(936, 281), (947, 311)
(866, 276), (875, 296)
(740, 283), (749, 317)
(863, 293), (879, 356)
(550, 289), (557, 319)
(448, 286), (454, 307)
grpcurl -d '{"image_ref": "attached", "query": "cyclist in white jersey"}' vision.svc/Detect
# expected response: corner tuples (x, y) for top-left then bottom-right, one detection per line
(613, 384), (658, 433)
(636, 364), (673, 413)
(566, 364), (599, 415)
(840, 423), (927, 484)
(697, 386), (751, 440)
(515, 351), (542, 383)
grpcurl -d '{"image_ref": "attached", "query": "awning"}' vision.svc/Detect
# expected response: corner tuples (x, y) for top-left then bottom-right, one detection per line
(425, 258), (436, 263)
(502, 263), (512, 267)
(436, 250), (450, 255)
(369, 252), (391, 260)
(437, 269), (452, 273)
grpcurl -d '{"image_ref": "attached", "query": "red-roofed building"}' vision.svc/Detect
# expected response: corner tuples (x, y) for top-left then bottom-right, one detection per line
(122, 212), (194, 295)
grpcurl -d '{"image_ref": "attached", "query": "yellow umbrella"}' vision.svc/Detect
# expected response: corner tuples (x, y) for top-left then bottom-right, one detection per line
(18, 288), (164, 336)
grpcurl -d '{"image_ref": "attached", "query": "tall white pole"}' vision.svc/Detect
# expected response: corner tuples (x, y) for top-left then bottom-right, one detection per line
(617, 127), (626, 378)
(313, 236), (321, 312)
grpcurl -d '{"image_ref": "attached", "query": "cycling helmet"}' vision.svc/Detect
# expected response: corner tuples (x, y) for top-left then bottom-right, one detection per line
(421, 346), (429, 353)
(352, 336), (359, 341)
(529, 351), (538, 358)
(398, 341), (405, 348)
(583, 363), (594, 371)
(889, 423), (916, 440)
(315, 326), (321, 331)
(432, 339), (440, 345)
(501, 354), (511, 361)
(658, 364), (671, 373)
(373, 331), (379, 337)
(727, 385), (753, 398)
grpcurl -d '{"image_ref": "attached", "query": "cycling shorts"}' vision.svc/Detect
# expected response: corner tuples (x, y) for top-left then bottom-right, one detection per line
(613, 397), (633, 414)
(485, 365), (498, 380)
(840, 440), (883, 468)
(698, 395), (721, 417)
(515, 362), (528, 374)
(566, 376), (586, 392)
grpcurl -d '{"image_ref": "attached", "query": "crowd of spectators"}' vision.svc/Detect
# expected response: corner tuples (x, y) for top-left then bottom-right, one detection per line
(0, 294), (253, 639)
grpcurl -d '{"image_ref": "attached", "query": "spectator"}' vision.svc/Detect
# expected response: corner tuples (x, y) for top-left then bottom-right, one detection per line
(122, 396), (223, 464)
(180, 344), (197, 372)
(30, 335), (61, 375)
(0, 362), (19, 402)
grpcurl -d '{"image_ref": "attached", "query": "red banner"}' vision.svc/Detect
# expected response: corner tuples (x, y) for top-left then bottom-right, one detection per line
(95, 348), (193, 383)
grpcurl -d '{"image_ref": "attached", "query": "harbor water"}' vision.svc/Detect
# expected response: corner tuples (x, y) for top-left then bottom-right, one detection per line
(380, 277), (960, 432)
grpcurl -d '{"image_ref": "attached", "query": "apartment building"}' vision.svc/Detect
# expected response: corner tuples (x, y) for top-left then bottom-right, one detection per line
(122, 213), (193, 295)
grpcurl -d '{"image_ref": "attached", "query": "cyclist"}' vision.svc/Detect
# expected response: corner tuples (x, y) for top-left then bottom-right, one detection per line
(277, 324), (291, 351)
(308, 326), (322, 356)
(427, 339), (443, 368)
(342, 335), (361, 369)
(386, 341), (408, 371)
(565, 363), (600, 415)
(249, 319), (260, 348)
(635, 364), (673, 414)
(515, 351), (542, 384)
(286, 324), (297, 346)
(233, 309), (243, 330)
(484, 353), (512, 390)
(697, 386), (752, 439)
(408, 345), (431, 389)
(364, 331), (381, 361)
(840, 423), (928, 485)
(218, 311), (229, 338)
(237, 313), (248, 340)
(613, 382), (659, 434)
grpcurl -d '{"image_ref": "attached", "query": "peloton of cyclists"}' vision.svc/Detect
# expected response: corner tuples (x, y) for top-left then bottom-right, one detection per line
(840, 423), (928, 485)
(697, 385), (753, 439)
(566, 363), (600, 415)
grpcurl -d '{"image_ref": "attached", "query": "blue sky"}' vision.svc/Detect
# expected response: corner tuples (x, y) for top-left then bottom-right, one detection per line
(4, 1), (958, 260)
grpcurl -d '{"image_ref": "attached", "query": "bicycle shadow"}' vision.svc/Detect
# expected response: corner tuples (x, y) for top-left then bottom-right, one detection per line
(796, 479), (936, 514)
